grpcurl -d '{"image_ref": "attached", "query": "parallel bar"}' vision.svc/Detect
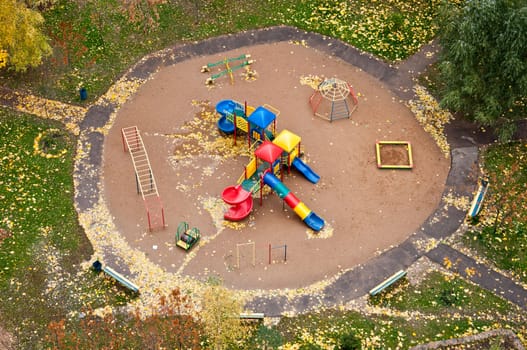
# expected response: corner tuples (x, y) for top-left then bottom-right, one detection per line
(102, 266), (139, 293)
(369, 270), (407, 296)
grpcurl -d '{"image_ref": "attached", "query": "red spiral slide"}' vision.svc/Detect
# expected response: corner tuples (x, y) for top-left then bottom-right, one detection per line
(222, 185), (254, 221)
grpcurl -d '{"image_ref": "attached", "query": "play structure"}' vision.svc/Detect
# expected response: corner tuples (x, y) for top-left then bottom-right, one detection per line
(92, 260), (139, 293)
(216, 100), (325, 231)
(121, 126), (166, 231)
(468, 178), (489, 218)
(175, 222), (201, 251)
(375, 141), (414, 169)
(309, 77), (358, 122)
(201, 54), (255, 85)
(216, 99), (279, 147)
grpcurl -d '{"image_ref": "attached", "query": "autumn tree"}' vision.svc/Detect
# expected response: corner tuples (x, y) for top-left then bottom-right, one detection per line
(200, 278), (249, 349)
(437, 0), (527, 141)
(0, 0), (52, 71)
(45, 288), (202, 349)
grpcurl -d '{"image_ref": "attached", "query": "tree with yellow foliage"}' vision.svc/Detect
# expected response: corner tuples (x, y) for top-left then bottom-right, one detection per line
(200, 278), (249, 349)
(0, 0), (51, 71)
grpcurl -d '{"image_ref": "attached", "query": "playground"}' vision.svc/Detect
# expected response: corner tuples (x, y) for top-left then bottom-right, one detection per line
(102, 41), (450, 290)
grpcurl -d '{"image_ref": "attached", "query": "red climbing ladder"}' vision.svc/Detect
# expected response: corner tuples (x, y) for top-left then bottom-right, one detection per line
(121, 126), (166, 231)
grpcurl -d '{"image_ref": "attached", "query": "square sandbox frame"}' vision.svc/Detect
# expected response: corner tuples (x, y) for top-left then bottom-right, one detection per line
(375, 141), (414, 169)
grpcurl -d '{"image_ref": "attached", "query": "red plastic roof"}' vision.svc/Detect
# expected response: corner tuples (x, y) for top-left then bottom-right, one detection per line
(254, 141), (283, 163)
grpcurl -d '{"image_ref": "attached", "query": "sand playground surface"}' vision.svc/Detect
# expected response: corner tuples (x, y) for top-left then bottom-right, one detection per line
(102, 41), (449, 291)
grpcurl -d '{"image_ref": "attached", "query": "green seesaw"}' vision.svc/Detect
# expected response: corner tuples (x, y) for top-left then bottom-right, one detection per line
(201, 54), (255, 85)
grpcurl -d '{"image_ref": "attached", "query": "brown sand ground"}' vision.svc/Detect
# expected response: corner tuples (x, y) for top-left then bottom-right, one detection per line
(102, 41), (449, 290)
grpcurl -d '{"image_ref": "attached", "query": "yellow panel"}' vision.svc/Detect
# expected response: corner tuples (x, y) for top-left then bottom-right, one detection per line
(246, 158), (257, 178)
(236, 116), (248, 132)
(290, 149), (299, 163)
(246, 105), (256, 116)
(293, 202), (311, 220)
(252, 130), (261, 140)
(176, 241), (189, 250)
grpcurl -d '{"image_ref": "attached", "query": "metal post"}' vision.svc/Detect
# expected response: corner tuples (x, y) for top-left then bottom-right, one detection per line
(147, 210), (152, 232)
(121, 129), (127, 152)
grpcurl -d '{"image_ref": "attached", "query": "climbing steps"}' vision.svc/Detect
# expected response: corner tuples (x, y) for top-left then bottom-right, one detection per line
(331, 99), (350, 121)
(121, 126), (166, 231)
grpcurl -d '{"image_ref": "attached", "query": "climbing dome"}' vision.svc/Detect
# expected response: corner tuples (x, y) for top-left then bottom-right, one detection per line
(309, 78), (358, 122)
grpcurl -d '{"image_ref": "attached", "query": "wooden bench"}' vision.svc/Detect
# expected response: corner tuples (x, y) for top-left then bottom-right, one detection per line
(369, 269), (407, 296)
(239, 313), (265, 322)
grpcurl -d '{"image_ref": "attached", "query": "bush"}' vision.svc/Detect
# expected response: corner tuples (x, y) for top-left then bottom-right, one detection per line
(299, 343), (323, 350)
(338, 331), (361, 350)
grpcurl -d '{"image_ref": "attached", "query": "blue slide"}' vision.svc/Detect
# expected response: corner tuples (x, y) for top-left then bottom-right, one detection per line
(303, 212), (325, 232)
(292, 157), (320, 184)
(216, 99), (244, 134)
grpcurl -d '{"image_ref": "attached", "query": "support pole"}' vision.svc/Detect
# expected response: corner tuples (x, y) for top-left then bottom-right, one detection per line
(233, 111), (237, 146)
(147, 209), (152, 232)
(121, 129), (127, 152)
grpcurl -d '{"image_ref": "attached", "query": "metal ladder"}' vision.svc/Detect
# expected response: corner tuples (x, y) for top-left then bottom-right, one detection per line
(121, 126), (165, 230)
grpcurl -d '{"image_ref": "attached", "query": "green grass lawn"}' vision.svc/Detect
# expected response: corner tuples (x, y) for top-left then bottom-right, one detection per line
(1, 0), (451, 104)
(275, 271), (526, 349)
(0, 110), (134, 347)
(464, 142), (527, 283)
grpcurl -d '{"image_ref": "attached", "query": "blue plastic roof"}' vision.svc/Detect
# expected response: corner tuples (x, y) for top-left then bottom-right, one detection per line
(247, 106), (276, 129)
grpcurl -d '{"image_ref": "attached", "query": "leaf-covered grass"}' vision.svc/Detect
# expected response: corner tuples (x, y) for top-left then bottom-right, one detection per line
(464, 142), (527, 283)
(275, 272), (525, 349)
(369, 272), (511, 315)
(0, 0), (456, 104)
(0, 110), (134, 347)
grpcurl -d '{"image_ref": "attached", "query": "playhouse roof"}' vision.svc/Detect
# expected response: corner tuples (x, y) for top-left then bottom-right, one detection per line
(318, 77), (350, 101)
(248, 106), (276, 129)
(254, 141), (283, 163)
(272, 129), (301, 153)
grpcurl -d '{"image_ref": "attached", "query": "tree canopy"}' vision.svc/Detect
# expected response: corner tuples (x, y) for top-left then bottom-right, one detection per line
(438, 0), (527, 141)
(0, 0), (52, 71)
(200, 280), (248, 349)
